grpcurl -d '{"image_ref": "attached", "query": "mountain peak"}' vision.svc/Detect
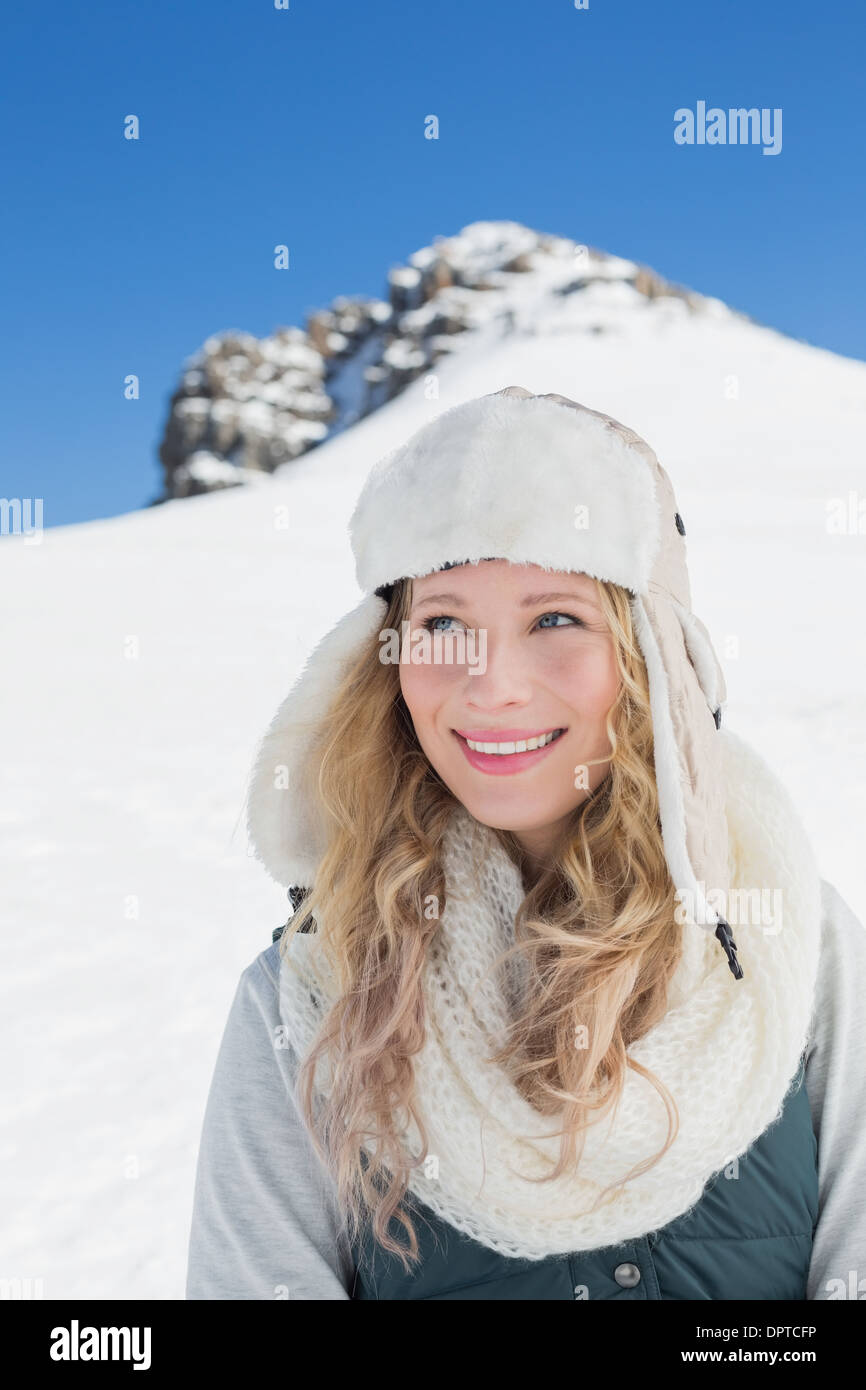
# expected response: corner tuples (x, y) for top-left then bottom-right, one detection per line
(155, 220), (739, 502)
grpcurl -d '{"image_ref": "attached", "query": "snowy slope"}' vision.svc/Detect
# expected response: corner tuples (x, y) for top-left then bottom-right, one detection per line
(2, 226), (866, 1299)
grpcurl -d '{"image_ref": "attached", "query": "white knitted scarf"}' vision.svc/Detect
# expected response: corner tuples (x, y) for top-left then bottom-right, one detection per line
(277, 727), (822, 1259)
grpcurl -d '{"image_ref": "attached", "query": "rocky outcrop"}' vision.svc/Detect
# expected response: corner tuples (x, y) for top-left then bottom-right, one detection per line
(155, 220), (732, 501)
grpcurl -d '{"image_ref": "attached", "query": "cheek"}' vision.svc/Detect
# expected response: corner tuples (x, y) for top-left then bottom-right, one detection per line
(544, 640), (619, 713)
(399, 658), (461, 721)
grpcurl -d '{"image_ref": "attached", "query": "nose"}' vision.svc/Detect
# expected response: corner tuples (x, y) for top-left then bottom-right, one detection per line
(461, 629), (534, 710)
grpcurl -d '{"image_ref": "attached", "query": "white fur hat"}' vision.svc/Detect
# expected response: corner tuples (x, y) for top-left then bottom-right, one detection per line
(246, 385), (742, 979)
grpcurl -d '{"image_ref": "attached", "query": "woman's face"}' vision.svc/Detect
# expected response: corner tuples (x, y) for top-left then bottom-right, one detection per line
(398, 560), (621, 865)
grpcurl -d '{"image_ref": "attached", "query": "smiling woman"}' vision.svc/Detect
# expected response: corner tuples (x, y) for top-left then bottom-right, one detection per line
(185, 384), (866, 1303)
(399, 561), (622, 862)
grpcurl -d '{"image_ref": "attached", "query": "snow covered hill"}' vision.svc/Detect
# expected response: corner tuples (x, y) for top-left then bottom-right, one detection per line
(2, 219), (866, 1299)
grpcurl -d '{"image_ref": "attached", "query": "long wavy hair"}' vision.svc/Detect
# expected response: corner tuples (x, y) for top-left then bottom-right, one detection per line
(280, 572), (684, 1273)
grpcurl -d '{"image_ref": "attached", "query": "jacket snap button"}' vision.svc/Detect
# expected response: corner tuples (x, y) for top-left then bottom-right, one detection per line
(613, 1262), (641, 1287)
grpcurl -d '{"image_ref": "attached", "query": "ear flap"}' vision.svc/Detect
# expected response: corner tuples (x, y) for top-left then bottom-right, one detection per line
(671, 598), (727, 723)
(630, 592), (730, 933)
(245, 592), (390, 888)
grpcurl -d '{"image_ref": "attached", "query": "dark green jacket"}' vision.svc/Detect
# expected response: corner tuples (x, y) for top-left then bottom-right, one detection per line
(351, 1058), (817, 1300)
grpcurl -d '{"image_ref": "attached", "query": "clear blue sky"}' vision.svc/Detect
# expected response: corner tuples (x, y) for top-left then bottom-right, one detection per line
(3, 0), (863, 528)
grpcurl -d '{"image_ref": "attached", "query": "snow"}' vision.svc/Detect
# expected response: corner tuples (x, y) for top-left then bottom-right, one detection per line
(388, 265), (422, 289)
(173, 450), (247, 488)
(2, 234), (866, 1300)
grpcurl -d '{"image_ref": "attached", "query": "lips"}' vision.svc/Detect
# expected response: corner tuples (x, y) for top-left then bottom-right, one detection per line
(452, 727), (568, 776)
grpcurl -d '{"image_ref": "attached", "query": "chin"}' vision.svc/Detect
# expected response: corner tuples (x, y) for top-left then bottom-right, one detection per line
(456, 792), (570, 835)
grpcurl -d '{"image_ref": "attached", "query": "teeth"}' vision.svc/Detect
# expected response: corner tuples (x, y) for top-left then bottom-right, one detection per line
(465, 730), (562, 754)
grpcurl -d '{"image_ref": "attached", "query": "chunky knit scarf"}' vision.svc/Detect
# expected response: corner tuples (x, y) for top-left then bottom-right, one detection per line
(277, 727), (822, 1259)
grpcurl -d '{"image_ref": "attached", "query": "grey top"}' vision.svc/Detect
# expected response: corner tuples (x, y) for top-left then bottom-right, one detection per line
(184, 878), (866, 1300)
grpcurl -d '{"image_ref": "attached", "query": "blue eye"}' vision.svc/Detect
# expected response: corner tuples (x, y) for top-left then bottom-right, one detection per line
(536, 611), (584, 629)
(420, 615), (465, 633)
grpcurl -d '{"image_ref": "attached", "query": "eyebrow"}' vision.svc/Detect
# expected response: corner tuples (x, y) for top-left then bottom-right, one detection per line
(411, 590), (597, 610)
